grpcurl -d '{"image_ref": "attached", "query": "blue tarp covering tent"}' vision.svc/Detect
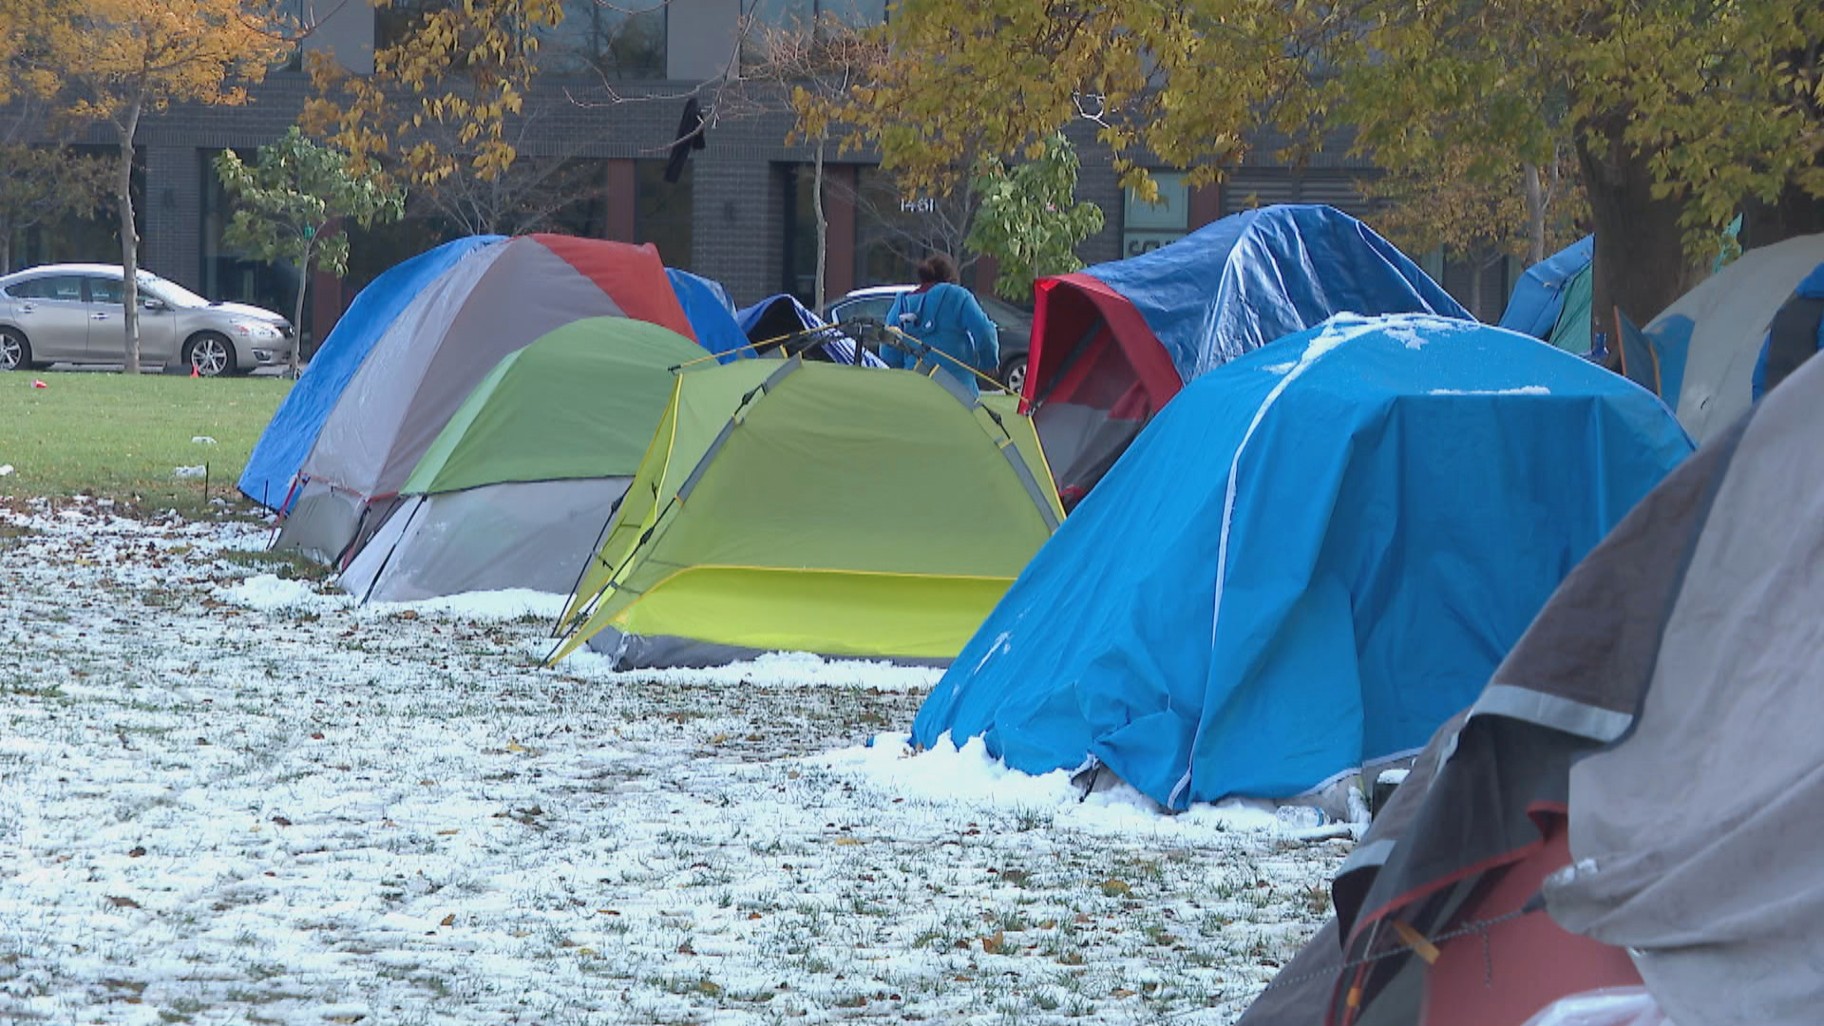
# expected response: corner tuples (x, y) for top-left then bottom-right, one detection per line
(735, 293), (881, 366)
(667, 268), (752, 362)
(1027, 204), (1471, 502)
(915, 314), (1693, 810)
(1499, 235), (1593, 337)
(1497, 235), (1594, 355)
(239, 235), (504, 510)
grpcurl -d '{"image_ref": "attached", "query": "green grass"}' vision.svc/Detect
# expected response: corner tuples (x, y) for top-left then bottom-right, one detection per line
(0, 371), (291, 516)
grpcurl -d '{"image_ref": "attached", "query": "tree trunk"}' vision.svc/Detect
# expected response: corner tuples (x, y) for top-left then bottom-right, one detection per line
(0, 217), (11, 275)
(812, 141), (828, 312)
(1575, 116), (1701, 349)
(290, 238), (313, 379)
(1469, 258), (1486, 322)
(1522, 162), (1547, 265)
(1740, 179), (1824, 249)
(114, 96), (145, 375)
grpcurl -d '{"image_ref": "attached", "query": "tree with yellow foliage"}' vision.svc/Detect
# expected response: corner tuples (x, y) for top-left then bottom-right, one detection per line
(835, 0), (1822, 330)
(17, 0), (291, 373)
(304, 0), (565, 195)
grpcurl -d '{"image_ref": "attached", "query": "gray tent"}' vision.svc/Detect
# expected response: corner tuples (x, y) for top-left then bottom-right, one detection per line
(338, 317), (705, 603)
(1645, 232), (1824, 444)
(1239, 352), (1824, 1026)
(273, 235), (696, 567)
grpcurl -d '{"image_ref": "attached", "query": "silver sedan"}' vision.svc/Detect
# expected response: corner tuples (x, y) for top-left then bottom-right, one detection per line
(0, 264), (293, 376)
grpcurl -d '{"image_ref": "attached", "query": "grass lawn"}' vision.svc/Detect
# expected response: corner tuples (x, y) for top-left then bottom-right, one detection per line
(0, 370), (291, 516)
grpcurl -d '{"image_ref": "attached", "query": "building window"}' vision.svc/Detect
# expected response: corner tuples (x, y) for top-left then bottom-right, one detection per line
(279, 0), (307, 71)
(743, 0), (886, 66)
(852, 166), (964, 288)
(536, 0), (666, 79)
(8, 145), (125, 272)
(374, 0), (445, 52)
(636, 160), (693, 269)
(199, 150), (297, 330)
(1120, 171), (1190, 259)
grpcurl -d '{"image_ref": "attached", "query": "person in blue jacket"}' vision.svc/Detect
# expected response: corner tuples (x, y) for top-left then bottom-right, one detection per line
(882, 254), (999, 396)
(1752, 261), (1824, 400)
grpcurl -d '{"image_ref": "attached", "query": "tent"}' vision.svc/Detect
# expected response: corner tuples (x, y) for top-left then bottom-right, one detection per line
(338, 318), (705, 602)
(238, 235), (504, 510)
(1642, 231), (1824, 443)
(1024, 204), (1469, 502)
(1237, 350), (1824, 1026)
(666, 268), (752, 362)
(913, 314), (1692, 811)
(547, 358), (1064, 670)
(735, 293), (879, 366)
(1497, 234), (1593, 355)
(274, 234), (696, 567)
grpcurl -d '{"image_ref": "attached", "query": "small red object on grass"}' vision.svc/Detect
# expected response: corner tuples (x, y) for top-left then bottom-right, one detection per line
(31, 379), (47, 389)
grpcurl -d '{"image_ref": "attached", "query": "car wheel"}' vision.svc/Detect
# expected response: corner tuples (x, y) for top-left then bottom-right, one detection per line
(184, 332), (237, 378)
(1000, 354), (1028, 395)
(0, 328), (29, 372)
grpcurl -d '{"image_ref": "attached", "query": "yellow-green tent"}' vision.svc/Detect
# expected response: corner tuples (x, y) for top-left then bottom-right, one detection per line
(548, 358), (1063, 669)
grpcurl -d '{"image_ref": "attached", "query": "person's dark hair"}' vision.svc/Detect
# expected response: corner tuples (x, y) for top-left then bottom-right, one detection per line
(916, 253), (958, 285)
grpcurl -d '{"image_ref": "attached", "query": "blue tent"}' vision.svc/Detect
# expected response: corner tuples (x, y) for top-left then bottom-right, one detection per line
(1042, 203), (1471, 389)
(1029, 204), (1470, 502)
(667, 268), (751, 362)
(238, 236), (504, 509)
(1498, 235), (1594, 354)
(914, 314), (1693, 809)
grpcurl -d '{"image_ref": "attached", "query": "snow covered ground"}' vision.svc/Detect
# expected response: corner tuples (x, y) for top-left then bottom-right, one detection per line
(0, 497), (1346, 1025)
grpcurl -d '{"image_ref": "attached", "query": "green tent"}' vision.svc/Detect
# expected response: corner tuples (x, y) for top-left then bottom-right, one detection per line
(1546, 262), (1594, 356)
(549, 358), (1064, 669)
(341, 317), (706, 601)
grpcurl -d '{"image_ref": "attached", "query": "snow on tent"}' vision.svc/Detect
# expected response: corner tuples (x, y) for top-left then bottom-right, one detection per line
(1236, 354), (1824, 1026)
(667, 268), (751, 362)
(1638, 231), (1824, 444)
(338, 317), (705, 602)
(1497, 234), (1593, 356)
(1024, 204), (1469, 503)
(274, 234), (696, 567)
(546, 357), (1064, 670)
(735, 293), (879, 366)
(914, 314), (1692, 812)
(238, 235), (504, 510)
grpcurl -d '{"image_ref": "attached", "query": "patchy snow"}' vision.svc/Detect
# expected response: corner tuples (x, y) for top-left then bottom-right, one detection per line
(0, 497), (1346, 1025)
(366, 588), (568, 624)
(1429, 385), (1553, 396)
(558, 648), (943, 695)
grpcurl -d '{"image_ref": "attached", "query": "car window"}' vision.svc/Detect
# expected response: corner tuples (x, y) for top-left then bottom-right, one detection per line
(138, 271), (209, 307)
(6, 275), (86, 302)
(87, 277), (125, 305)
(979, 297), (1033, 335)
(833, 297), (896, 324)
